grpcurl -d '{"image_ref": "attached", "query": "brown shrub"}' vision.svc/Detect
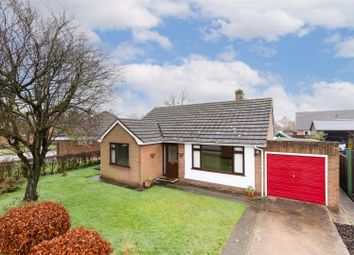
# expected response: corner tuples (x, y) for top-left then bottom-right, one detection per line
(29, 227), (113, 255)
(0, 201), (71, 255)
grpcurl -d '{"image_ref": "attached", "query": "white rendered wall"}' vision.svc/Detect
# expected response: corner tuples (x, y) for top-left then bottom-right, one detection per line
(184, 143), (255, 188)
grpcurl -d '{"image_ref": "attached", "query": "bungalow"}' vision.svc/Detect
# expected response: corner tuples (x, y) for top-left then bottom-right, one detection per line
(98, 90), (274, 194)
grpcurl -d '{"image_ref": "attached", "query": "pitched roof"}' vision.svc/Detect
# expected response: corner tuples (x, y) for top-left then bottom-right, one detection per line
(139, 98), (273, 145)
(118, 118), (162, 143)
(311, 120), (354, 131)
(296, 109), (354, 130)
(90, 111), (118, 138)
(55, 111), (118, 141)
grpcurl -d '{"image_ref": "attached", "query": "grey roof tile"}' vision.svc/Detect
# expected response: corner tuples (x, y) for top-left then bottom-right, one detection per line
(132, 97), (273, 145)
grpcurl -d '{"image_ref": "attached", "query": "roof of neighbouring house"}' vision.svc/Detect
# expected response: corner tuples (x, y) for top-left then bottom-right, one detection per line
(275, 131), (292, 139)
(296, 109), (354, 130)
(311, 120), (354, 131)
(103, 97), (272, 146)
(55, 111), (118, 141)
(90, 111), (118, 138)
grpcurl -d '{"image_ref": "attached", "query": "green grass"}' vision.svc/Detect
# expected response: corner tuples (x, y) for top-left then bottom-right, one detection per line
(0, 167), (246, 255)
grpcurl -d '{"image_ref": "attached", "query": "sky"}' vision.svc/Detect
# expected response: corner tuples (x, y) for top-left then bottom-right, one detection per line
(35, 0), (354, 120)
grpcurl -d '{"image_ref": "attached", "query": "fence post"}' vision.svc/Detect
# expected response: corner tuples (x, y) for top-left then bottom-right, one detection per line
(347, 149), (353, 195)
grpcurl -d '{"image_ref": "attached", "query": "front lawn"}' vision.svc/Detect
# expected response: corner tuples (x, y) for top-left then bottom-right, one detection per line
(0, 167), (246, 254)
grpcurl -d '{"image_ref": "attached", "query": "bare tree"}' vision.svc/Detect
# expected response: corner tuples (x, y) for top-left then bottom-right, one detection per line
(0, 0), (117, 201)
(164, 89), (189, 107)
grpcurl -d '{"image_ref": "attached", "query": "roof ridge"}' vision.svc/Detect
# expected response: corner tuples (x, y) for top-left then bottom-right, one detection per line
(297, 109), (354, 114)
(145, 97), (272, 113)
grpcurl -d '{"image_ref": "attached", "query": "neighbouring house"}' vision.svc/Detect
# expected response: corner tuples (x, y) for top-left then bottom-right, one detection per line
(99, 90), (340, 209)
(296, 109), (354, 136)
(310, 120), (354, 151)
(55, 111), (117, 156)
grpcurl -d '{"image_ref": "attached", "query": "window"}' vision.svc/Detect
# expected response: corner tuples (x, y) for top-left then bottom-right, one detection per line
(110, 143), (129, 167)
(192, 145), (244, 175)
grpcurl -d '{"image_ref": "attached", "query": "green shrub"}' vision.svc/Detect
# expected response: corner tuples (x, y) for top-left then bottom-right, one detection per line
(0, 172), (24, 194)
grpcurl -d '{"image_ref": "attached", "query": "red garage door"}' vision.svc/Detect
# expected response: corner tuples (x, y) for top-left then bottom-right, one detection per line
(267, 153), (326, 205)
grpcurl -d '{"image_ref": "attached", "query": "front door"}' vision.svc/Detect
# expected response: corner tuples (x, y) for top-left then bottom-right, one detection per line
(165, 144), (178, 178)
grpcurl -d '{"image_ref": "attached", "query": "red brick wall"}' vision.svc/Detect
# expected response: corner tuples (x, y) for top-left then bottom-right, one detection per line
(266, 140), (339, 210)
(140, 144), (163, 185)
(57, 140), (100, 156)
(100, 124), (141, 187)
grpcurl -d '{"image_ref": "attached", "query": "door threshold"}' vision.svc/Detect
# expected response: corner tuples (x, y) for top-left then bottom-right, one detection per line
(156, 176), (179, 184)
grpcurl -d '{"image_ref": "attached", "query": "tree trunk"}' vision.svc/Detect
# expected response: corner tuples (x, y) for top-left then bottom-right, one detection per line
(24, 175), (39, 201)
(23, 140), (48, 202)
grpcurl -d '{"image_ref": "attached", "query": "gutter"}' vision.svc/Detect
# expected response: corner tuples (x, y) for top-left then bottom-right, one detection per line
(255, 146), (265, 197)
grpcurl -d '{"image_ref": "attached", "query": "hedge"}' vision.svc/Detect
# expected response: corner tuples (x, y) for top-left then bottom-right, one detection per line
(0, 201), (71, 255)
(29, 227), (113, 255)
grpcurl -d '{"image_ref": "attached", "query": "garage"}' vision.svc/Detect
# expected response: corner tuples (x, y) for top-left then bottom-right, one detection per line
(266, 152), (327, 205)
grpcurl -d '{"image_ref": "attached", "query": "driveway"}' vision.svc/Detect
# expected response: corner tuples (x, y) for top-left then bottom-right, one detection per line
(0, 150), (56, 162)
(223, 197), (349, 255)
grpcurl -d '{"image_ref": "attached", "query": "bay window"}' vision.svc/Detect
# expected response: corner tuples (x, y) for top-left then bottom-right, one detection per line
(192, 145), (244, 175)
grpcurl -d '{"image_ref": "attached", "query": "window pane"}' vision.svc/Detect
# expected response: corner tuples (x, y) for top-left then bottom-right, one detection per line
(201, 149), (233, 173)
(168, 145), (178, 163)
(110, 147), (116, 164)
(234, 153), (243, 174)
(117, 144), (129, 166)
(193, 150), (200, 168)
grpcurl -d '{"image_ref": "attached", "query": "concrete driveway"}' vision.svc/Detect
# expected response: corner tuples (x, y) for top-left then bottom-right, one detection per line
(223, 197), (349, 255)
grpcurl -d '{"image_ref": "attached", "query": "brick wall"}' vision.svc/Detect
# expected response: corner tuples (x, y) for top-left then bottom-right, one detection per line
(266, 140), (339, 210)
(100, 124), (141, 187)
(57, 140), (100, 156)
(140, 144), (163, 185)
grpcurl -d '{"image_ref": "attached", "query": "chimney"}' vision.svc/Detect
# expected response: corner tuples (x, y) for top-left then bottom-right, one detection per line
(235, 89), (244, 102)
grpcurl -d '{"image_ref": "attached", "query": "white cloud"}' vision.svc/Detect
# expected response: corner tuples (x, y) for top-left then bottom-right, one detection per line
(132, 29), (173, 50)
(297, 81), (354, 111)
(35, 0), (354, 43)
(102, 55), (354, 120)
(335, 37), (354, 58)
(250, 42), (277, 58)
(191, 0), (354, 41)
(324, 33), (341, 44)
(217, 45), (237, 62)
(111, 43), (146, 63)
(217, 9), (304, 41)
(151, 0), (192, 17)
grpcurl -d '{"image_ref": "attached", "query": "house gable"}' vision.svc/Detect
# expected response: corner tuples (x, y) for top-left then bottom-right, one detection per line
(99, 120), (144, 145)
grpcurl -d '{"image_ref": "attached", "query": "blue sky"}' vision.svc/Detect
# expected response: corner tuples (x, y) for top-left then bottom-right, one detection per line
(37, 0), (354, 120)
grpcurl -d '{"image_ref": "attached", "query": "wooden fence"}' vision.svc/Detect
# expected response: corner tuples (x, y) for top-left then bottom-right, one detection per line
(340, 149), (354, 200)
